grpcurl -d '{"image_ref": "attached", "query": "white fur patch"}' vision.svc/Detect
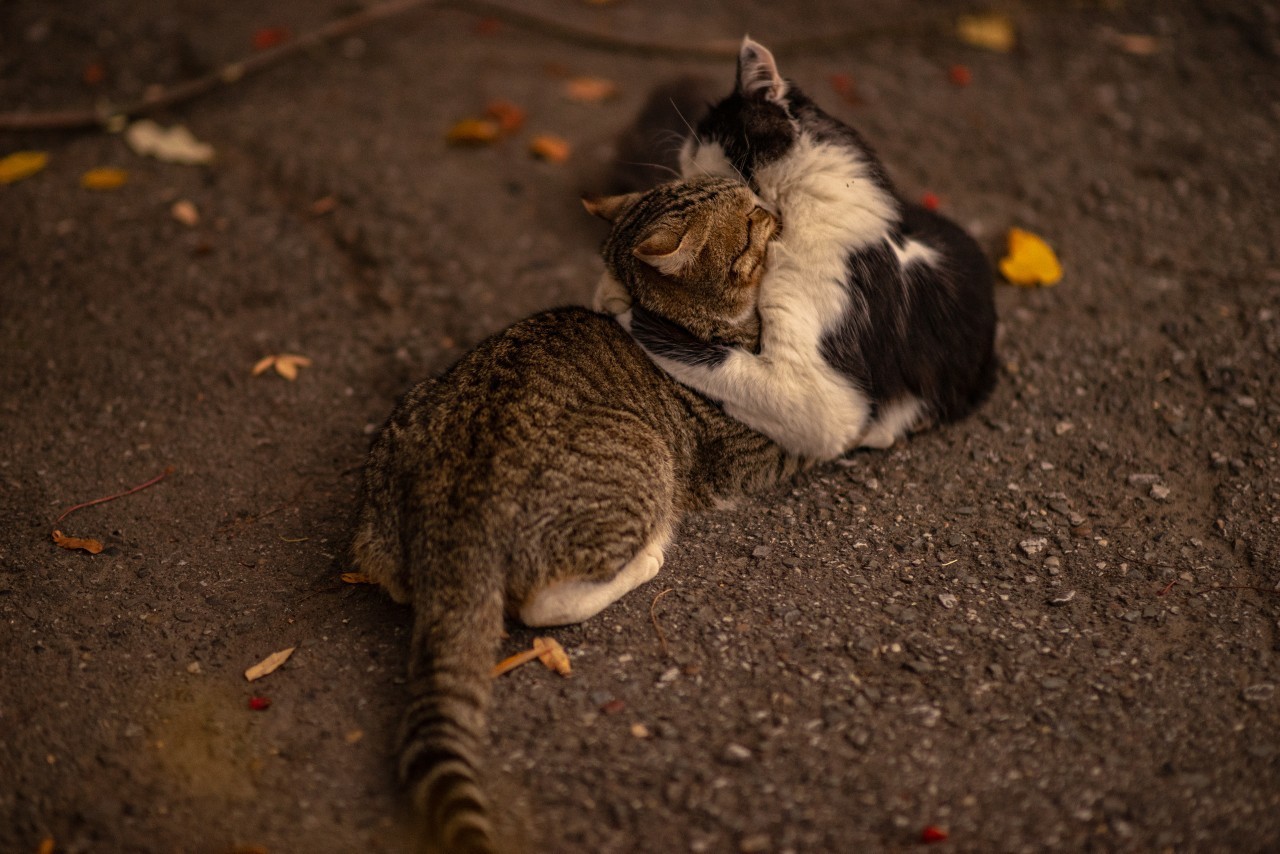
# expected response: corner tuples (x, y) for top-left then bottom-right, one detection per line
(892, 238), (940, 269)
(655, 134), (900, 459)
(858, 396), (924, 449)
(679, 138), (739, 182)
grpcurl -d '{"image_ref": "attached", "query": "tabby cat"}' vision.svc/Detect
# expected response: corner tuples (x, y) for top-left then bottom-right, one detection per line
(607, 38), (998, 460)
(351, 177), (805, 853)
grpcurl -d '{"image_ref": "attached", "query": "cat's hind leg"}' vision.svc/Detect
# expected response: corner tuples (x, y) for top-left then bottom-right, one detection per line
(519, 528), (671, 627)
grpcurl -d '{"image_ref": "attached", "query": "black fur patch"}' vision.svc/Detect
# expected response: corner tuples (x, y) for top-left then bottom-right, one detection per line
(630, 306), (730, 368)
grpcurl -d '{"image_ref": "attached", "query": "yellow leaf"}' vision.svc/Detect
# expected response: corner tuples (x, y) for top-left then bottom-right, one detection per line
(251, 355), (276, 376)
(999, 227), (1063, 287)
(957, 13), (1016, 53)
(0, 150), (49, 184)
(341, 572), (373, 584)
(447, 118), (500, 145)
(273, 354), (311, 381)
(52, 529), (104, 554)
(533, 636), (572, 676)
(80, 168), (128, 190)
(244, 646), (296, 681)
(564, 76), (618, 103)
(529, 134), (571, 163)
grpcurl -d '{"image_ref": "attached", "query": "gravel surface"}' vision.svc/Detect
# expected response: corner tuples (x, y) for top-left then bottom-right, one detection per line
(2, 1), (1278, 852)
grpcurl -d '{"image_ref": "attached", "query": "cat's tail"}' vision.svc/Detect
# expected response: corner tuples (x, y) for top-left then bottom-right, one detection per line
(400, 558), (507, 854)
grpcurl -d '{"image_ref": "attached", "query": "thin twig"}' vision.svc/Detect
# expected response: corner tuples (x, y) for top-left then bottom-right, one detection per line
(54, 466), (174, 524)
(0, 0), (434, 132)
(491, 647), (542, 678)
(649, 587), (674, 656)
(0, 0), (956, 133)
(1157, 579), (1177, 596)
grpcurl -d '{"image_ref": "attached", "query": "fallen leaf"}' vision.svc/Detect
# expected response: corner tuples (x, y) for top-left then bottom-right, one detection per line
(83, 62), (106, 85)
(957, 13), (1016, 53)
(37, 837), (54, 854)
(948, 64), (973, 87)
(447, 118), (500, 145)
(171, 199), (199, 226)
(485, 100), (527, 134)
(528, 134), (571, 163)
(344, 728), (364, 744)
(125, 119), (215, 165)
(244, 646), (296, 682)
(491, 647), (543, 678)
(828, 73), (861, 105)
(473, 17), (502, 36)
(309, 196), (337, 216)
(52, 530), (104, 555)
(1115, 33), (1160, 56)
(341, 572), (373, 584)
(921, 825), (949, 843)
(252, 27), (291, 50)
(533, 636), (571, 676)
(273, 354), (311, 380)
(600, 698), (626, 714)
(80, 167), (128, 190)
(564, 76), (618, 103)
(248, 695), (271, 711)
(921, 192), (940, 212)
(0, 151), (49, 184)
(999, 227), (1063, 287)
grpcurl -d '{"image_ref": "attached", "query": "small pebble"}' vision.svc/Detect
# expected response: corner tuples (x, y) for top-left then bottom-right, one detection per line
(630, 723), (651, 738)
(185, 661), (202, 674)
(722, 743), (753, 764)
(937, 593), (958, 609)
(1049, 590), (1077, 606)
(1019, 537), (1049, 556)
(752, 545), (772, 558)
(1150, 484), (1171, 500)
(1128, 473), (1161, 486)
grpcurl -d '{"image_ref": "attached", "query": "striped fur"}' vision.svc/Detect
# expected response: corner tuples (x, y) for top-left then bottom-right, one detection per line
(352, 179), (806, 852)
(647, 38), (997, 459)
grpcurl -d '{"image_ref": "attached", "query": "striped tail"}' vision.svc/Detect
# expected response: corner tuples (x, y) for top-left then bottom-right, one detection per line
(399, 578), (506, 854)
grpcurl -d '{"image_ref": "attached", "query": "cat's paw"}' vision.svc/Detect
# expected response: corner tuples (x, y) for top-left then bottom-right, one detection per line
(592, 271), (632, 315)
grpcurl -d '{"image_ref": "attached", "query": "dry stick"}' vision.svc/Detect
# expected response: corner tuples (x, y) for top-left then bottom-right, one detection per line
(491, 647), (543, 678)
(0, 0), (434, 132)
(0, 0), (953, 133)
(649, 587), (674, 656)
(54, 466), (174, 524)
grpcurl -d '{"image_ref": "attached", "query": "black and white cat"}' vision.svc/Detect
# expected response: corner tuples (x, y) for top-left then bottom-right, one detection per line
(603, 38), (997, 460)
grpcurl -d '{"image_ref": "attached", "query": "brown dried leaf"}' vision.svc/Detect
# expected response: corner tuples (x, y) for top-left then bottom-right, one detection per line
(447, 118), (500, 145)
(528, 134), (571, 164)
(244, 646), (296, 682)
(534, 636), (572, 676)
(564, 76), (618, 103)
(341, 572), (373, 585)
(80, 168), (128, 190)
(52, 529), (104, 554)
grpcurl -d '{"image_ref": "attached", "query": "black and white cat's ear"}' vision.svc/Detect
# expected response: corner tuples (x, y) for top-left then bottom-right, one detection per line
(634, 228), (696, 276)
(736, 37), (787, 103)
(582, 192), (644, 223)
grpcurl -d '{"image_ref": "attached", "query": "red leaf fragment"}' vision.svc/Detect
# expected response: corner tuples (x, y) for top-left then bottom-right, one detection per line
(921, 825), (949, 843)
(485, 100), (527, 134)
(600, 698), (626, 715)
(252, 27), (291, 51)
(948, 64), (973, 87)
(921, 192), (941, 212)
(83, 62), (106, 86)
(249, 696), (272, 711)
(473, 17), (502, 36)
(828, 73), (861, 105)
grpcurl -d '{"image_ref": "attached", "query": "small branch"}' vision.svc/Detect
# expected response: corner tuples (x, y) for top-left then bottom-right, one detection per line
(54, 466), (174, 524)
(0, 0), (436, 132)
(649, 587), (674, 656)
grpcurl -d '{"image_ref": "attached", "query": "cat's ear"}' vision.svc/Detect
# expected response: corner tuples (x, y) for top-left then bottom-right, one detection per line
(634, 228), (698, 276)
(736, 37), (787, 103)
(582, 192), (644, 223)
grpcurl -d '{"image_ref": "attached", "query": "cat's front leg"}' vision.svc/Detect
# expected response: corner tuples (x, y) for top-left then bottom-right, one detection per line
(592, 270), (633, 315)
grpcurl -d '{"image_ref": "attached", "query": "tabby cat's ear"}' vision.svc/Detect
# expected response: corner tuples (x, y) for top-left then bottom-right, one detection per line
(634, 228), (695, 276)
(736, 37), (787, 103)
(582, 192), (644, 223)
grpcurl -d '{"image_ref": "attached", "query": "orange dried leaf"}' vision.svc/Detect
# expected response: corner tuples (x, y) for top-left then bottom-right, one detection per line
(564, 76), (618, 103)
(529, 134), (571, 163)
(38, 838), (55, 854)
(0, 151), (49, 184)
(171, 199), (199, 226)
(52, 530), (104, 554)
(1116, 33), (1160, 56)
(1000, 227), (1063, 287)
(341, 572), (373, 585)
(273, 354), (311, 380)
(447, 118), (500, 145)
(485, 100), (527, 134)
(957, 13), (1016, 53)
(251, 355), (276, 376)
(491, 647), (543, 678)
(533, 636), (572, 676)
(245, 646), (296, 682)
(81, 168), (128, 190)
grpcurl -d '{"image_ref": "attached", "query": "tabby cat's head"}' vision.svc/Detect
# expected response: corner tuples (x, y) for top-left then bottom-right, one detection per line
(585, 177), (777, 350)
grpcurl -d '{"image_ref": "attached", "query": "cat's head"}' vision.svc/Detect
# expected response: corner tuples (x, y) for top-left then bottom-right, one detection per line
(680, 38), (799, 185)
(585, 176), (777, 350)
